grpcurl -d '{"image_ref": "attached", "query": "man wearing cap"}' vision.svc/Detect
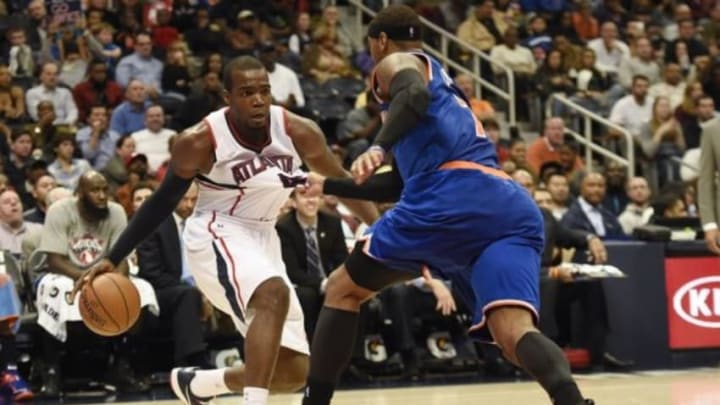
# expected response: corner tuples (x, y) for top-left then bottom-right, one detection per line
(258, 41), (305, 110)
(226, 10), (271, 57)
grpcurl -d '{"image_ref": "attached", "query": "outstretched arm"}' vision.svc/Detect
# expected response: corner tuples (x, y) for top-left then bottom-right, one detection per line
(286, 110), (380, 224)
(311, 162), (403, 202)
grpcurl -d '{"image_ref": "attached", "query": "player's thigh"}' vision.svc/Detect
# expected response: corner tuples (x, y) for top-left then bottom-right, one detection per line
(470, 237), (541, 338)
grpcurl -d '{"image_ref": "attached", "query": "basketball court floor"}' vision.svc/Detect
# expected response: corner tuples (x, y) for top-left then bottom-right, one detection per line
(97, 367), (720, 405)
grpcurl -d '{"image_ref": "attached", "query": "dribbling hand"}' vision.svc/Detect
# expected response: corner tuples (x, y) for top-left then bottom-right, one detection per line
(351, 147), (385, 184)
(69, 258), (116, 304)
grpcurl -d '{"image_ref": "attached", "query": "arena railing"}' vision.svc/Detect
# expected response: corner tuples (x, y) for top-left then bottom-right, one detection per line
(546, 93), (636, 178)
(344, 0), (517, 127)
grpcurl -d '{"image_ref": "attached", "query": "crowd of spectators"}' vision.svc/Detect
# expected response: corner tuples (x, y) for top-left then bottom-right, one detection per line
(0, 0), (716, 401)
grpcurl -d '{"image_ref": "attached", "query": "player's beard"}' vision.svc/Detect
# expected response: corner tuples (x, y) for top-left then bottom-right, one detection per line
(79, 195), (110, 222)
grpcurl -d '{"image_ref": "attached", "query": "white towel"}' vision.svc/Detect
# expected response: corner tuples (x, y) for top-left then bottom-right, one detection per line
(36, 274), (159, 342)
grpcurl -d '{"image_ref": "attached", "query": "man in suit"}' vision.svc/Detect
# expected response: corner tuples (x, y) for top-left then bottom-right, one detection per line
(561, 172), (625, 240)
(136, 182), (210, 368)
(276, 190), (348, 340)
(699, 117), (720, 255)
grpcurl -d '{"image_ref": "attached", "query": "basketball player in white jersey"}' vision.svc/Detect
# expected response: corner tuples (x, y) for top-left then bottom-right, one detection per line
(72, 56), (379, 405)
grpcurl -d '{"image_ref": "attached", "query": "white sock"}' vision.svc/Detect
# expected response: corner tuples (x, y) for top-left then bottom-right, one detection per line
(189, 368), (232, 398)
(243, 387), (269, 405)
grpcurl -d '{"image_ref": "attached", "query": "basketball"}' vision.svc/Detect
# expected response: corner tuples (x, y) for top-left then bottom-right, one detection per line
(78, 273), (141, 337)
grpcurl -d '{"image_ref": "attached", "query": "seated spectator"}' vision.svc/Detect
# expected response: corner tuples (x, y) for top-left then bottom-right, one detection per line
(617, 36), (661, 90)
(161, 44), (191, 100)
(618, 177), (654, 235)
(0, 189), (42, 255)
(566, 48), (618, 117)
(35, 172), (152, 397)
(150, 9), (179, 52)
(602, 160), (630, 216)
(76, 105), (121, 170)
(483, 119), (509, 163)
(638, 96), (686, 192)
(511, 169), (535, 194)
(0, 65), (26, 123)
(71, 59), (123, 124)
(131, 105), (176, 175)
(83, 23), (122, 72)
(457, 0), (506, 55)
(455, 73), (495, 120)
(527, 117), (581, 175)
(523, 16), (553, 54)
(678, 92), (715, 151)
(26, 100), (76, 161)
(115, 153), (151, 215)
(666, 19), (709, 64)
(115, 32), (163, 96)
(3, 130), (34, 208)
(47, 132), (92, 191)
(288, 12), (312, 56)
(315, 5), (356, 58)
(546, 172), (572, 220)
(101, 135), (135, 193)
(609, 74), (653, 138)
(191, 52), (224, 95)
(489, 27), (536, 98)
(136, 183), (211, 368)
(23, 172), (56, 224)
(58, 41), (88, 89)
(184, 8), (224, 58)
(570, 1), (598, 42)
(25, 62), (78, 126)
(225, 10), (271, 57)
(173, 70), (224, 131)
(587, 21), (630, 76)
(276, 190), (348, 340)
(303, 29), (356, 83)
(129, 182), (153, 217)
(651, 192), (688, 221)
(649, 63), (686, 110)
(561, 172), (625, 239)
(5, 27), (34, 82)
(110, 79), (151, 135)
(336, 91), (381, 166)
(503, 138), (533, 175)
(258, 41), (305, 110)
(536, 49), (575, 103)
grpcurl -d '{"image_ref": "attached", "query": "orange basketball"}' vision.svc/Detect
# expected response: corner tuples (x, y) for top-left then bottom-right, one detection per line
(79, 273), (141, 336)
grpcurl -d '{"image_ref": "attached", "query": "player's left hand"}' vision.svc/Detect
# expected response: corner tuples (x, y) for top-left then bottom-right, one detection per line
(351, 147), (384, 184)
(427, 279), (456, 316)
(587, 236), (608, 264)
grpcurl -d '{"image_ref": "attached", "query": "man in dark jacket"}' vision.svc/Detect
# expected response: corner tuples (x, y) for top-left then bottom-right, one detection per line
(276, 190), (348, 340)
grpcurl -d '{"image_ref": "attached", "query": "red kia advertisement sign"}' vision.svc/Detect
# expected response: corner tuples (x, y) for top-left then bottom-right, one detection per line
(665, 257), (720, 349)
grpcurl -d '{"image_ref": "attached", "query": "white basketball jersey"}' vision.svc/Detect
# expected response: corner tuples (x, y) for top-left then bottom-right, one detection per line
(194, 105), (304, 223)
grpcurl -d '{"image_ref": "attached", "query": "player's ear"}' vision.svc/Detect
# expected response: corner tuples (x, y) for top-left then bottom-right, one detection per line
(222, 89), (230, 105)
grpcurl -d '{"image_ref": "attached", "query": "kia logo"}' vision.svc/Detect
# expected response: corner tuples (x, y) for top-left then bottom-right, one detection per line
(673, 276), (720, 328)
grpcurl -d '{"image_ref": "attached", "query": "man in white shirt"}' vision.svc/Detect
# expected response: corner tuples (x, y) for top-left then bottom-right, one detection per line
(609, 74), (653, 137)
(617, 37), (661, 89)
(25, 62), (79, 125)
(258, 41), (305, 110)
(587, 21), (630, 75)
(489, 26), (536, 76)
(618, 177), (654, 235)
(131, 105), (176, 174)
(648, 63), (686, 109)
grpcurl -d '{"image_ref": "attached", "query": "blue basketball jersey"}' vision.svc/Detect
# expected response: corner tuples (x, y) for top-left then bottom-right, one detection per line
(373, 52), (499, 181)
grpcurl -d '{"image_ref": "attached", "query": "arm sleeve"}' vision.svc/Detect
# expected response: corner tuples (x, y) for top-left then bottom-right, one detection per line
(698, 124), (718, 227)
(372, 68), (431, 151)
(323, 166), (403, 202)
(106, 169), (193, 265)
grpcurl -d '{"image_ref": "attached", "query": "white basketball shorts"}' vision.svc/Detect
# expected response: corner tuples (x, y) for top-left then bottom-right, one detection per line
(183, 211), (309, 355)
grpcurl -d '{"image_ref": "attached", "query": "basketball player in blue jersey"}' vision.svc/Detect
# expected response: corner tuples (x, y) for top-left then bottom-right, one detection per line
(72, 56), (378, 405)
(301, 5), (593, 405)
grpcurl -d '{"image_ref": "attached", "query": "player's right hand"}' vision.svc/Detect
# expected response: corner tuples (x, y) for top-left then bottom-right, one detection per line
(351, 147), (384, 184)
(70, 259), (116, 303)
(705, 229), (720, 255)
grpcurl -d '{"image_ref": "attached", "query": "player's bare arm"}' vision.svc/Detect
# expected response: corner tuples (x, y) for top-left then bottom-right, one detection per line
(71, 122), (214, 299)
(352, 52), (431, 182)
(285, 110), (380, 225)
